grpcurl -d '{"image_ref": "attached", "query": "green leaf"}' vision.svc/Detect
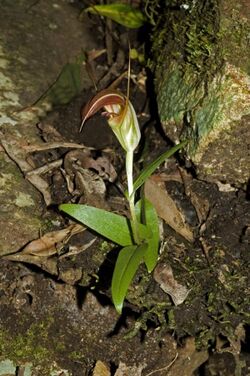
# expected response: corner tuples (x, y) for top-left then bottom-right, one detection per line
(60, 204), (150, 247)
(133, 140), (188, 194)
(85, 4), (146, 29)
(111, 244), (148, 313)
(60, 204), (133, 246)
(135, 199), (159, 272)
(37, 54), (85, 107)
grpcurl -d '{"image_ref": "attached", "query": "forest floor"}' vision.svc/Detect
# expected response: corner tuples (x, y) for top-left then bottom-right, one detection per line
(0, 1), (249, 375)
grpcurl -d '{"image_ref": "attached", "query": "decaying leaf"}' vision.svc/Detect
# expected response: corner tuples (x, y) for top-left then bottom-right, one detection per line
(114, 362), (145, 376)
(25, 141), (91, 153)
(59, 238), (96, 259)
(19, 224), (84, 257)
(144, 353), (178, 376)
(153, 263), (190, 305)
(216, 323), (245, 355)
(3, 224), (87, 281)
(75, 169), (107, 206)
(167, 338), (208, 376)
(63, 149), (117, 208)
(144, 178), (194, 242)
(92, 360), (111, 376)
(25, 159), (63, 205)
(188, 189), (210, 226)
(64, 149), (117, 182)
(1, 124), (93, 207)
(26, 171), (52, 206)
(4, 253), (59, 276)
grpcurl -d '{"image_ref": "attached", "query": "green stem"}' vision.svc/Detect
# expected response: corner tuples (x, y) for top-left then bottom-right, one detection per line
(126, 150), (140, 244)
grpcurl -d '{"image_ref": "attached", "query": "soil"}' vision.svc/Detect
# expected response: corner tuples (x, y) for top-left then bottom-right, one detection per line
(0, 1), (249, 376)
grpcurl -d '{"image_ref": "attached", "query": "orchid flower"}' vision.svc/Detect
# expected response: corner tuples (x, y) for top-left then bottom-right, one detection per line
(80, 88), (141, 243)
(80, 89), (141, 153)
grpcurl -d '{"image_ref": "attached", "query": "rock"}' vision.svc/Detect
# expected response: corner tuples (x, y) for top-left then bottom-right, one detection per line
(0, 0), (95, 255)
(151, 0), (250, 186)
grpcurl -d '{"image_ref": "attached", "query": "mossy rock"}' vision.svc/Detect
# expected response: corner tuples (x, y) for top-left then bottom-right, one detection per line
(0, 0), (95, 255)
(150, 0), (250, 186)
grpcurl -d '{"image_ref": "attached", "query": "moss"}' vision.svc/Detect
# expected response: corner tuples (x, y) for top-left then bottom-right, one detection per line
(145, 0), (224, 145)
(123, 233), (250, 349)
(99, 240), (112, 253)
(146, 0), (249, 184)
(0, 318), (54, 373)
(220, 1), (250, 74)
(149, 0), (222, 76)
(69, 351), (84, 361)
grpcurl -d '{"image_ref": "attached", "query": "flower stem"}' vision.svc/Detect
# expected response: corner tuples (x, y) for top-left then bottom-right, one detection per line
(126, 150), (140, 244)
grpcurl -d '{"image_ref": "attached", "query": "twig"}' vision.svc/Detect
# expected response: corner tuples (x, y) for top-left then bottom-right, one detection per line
(24, 142), (94, 153)
(106, 18), (113, 65)
(145, 353), (178, 376)
(25, 159), (63, 177)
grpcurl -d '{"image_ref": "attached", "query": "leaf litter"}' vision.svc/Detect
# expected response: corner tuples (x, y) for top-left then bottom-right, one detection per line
(144, 177), (194, 242)
(0, 4), (249, 374)
(153, 262), (190, 305)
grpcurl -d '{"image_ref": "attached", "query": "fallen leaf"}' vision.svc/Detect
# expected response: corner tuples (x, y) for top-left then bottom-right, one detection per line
(216, 323), (245, 355)
(4, 254), (58, 276)
(87, 49), (107, 62)
(20, 224), (84, 257)
(93, 360), (111, 376)
(167, 338), (208, 376)
(63, 149), (115, 209)
(25, 141), (91, 153)
(153, 263), (190, 305)
(144, 353), (178, 376)
(188, 189), (210, 226)
(144, 178), (194, 242)
(216, 181), (236, 192)
(114, 362), (145, 376)
(26, 171), (52, 206)
(94, 156), (117, 182)
(59, 238), (96, 259)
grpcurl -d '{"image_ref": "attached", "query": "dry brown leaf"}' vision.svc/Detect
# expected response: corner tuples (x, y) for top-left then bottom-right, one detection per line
(87, 49), (107, 61)
(25, 159), (63, 206)
(76, 169), (106, 199)
(0, 127), (93, 207)
(188, 190), (210, 226)
(145, 178), (194, 242)
(145, 353), (178, 376)
(21, 224), (84, 257)
(94, 156), (117, 182)
(25, 142), (91, 153)
(4, 254), (58, 276)
(26, 159), (63, 176)
(64, 149), (117, 183)
(3, 224), (87, 280)
(114, 362), (145, 376)
(216, 323), (245, 355)
(92, 360), (111, 376)
(63, 149), (115, 209)
(153, 263), (190, 305)
(26, 172), (52, 206)
(167, 338), (208, 376)
(59, 238), (96, 259)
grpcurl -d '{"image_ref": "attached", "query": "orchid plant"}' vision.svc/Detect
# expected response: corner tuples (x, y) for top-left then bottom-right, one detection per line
(60, 71), (187, 313)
